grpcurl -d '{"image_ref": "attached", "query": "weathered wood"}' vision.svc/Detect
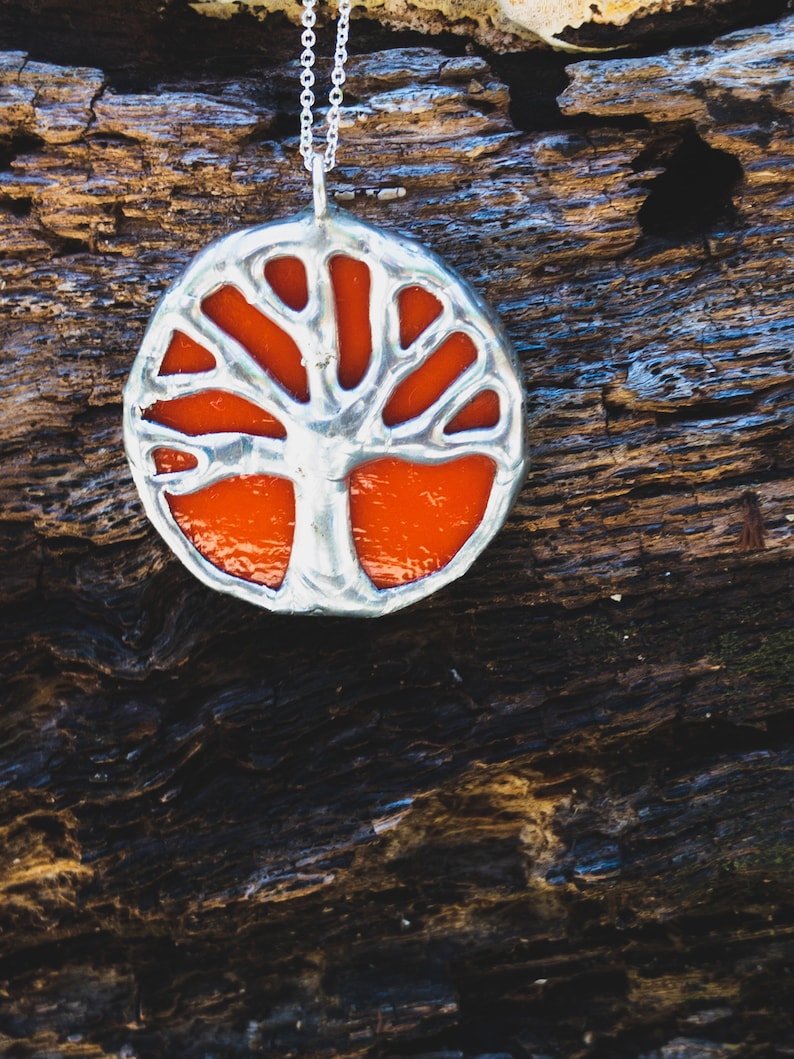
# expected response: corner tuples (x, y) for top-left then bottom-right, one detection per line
(1, 7), (793, 1058)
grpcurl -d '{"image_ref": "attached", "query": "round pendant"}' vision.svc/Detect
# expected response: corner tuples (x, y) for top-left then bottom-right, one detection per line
(124, 191), (526, 616)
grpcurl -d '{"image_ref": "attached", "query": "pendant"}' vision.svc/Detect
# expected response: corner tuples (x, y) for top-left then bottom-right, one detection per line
(124, 158), (526, 616)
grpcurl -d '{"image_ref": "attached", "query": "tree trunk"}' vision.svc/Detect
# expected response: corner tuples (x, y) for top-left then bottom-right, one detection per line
(1, 3), (793, 1057)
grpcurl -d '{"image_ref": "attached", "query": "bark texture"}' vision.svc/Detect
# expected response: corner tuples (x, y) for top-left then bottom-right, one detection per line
(1, 6), (793, 1059)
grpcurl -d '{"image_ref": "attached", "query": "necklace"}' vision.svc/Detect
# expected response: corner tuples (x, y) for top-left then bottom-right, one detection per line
(123, 2), (526, 617)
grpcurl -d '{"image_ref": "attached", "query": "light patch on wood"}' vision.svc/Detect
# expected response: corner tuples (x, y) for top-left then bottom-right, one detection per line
(187, 0), (704, 50)
(0, 806), (93, 920)
(496, 0), (695, 47)
(380, 765), (570, 892)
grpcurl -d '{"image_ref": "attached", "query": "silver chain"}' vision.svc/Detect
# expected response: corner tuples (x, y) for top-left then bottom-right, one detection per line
(299, 0), (352, 174)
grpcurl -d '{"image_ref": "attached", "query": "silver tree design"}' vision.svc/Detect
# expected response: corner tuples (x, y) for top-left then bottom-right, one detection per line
(124, 208), (526, 616)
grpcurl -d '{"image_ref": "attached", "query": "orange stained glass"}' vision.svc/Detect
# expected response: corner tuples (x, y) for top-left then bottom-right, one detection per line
(445, 390), (500, 434)
(143, 391), (287, 438)
(382, 331), (478, 427)
(349, 455), (495, 588)
(159, 330), (216, 375)
(398, 285), (442, 348)
(330, 255), (372, 389)
(202, 285), (309, 402)
(265, 256), (309, 312)
(166, 474), (295, 589)
(153, 448), (199, 474)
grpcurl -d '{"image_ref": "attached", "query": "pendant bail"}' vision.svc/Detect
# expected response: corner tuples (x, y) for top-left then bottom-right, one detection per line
(312, 153), (328, 218)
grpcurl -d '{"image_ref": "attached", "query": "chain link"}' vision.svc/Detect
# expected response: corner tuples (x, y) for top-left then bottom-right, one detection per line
(299, 0), (352, 174)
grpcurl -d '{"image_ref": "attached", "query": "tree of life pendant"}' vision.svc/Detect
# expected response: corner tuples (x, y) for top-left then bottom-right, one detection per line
(123, 164), (526, 616)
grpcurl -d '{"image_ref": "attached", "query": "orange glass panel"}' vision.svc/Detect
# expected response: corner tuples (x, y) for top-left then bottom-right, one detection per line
(202, 285), (309, 402)
(153, 448), (199, 474)
(167, 474), (295, 589)
(398, 285), (442, 349)
(159, 331), (216, 375)
(143, 391), (286, 438)
(265, 256), (308, 312)
(330, 255), (372, 390)
(349, 455), (495, 588)
(445, 390), (500, 434)
(382, 332), (477, 427)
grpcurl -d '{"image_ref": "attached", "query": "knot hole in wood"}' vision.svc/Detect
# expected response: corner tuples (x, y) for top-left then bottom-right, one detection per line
(632, 122), (744, 237)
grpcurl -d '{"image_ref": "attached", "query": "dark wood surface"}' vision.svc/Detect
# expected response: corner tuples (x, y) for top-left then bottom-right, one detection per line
(1, 4), (793, 1057)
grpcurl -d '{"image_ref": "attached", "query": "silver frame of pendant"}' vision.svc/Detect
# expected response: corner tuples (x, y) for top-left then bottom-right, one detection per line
(124, 164), (526, 617)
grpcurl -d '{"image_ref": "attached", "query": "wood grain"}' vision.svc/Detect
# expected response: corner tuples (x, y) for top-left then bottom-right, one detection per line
(1, 10), (793, 1058)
